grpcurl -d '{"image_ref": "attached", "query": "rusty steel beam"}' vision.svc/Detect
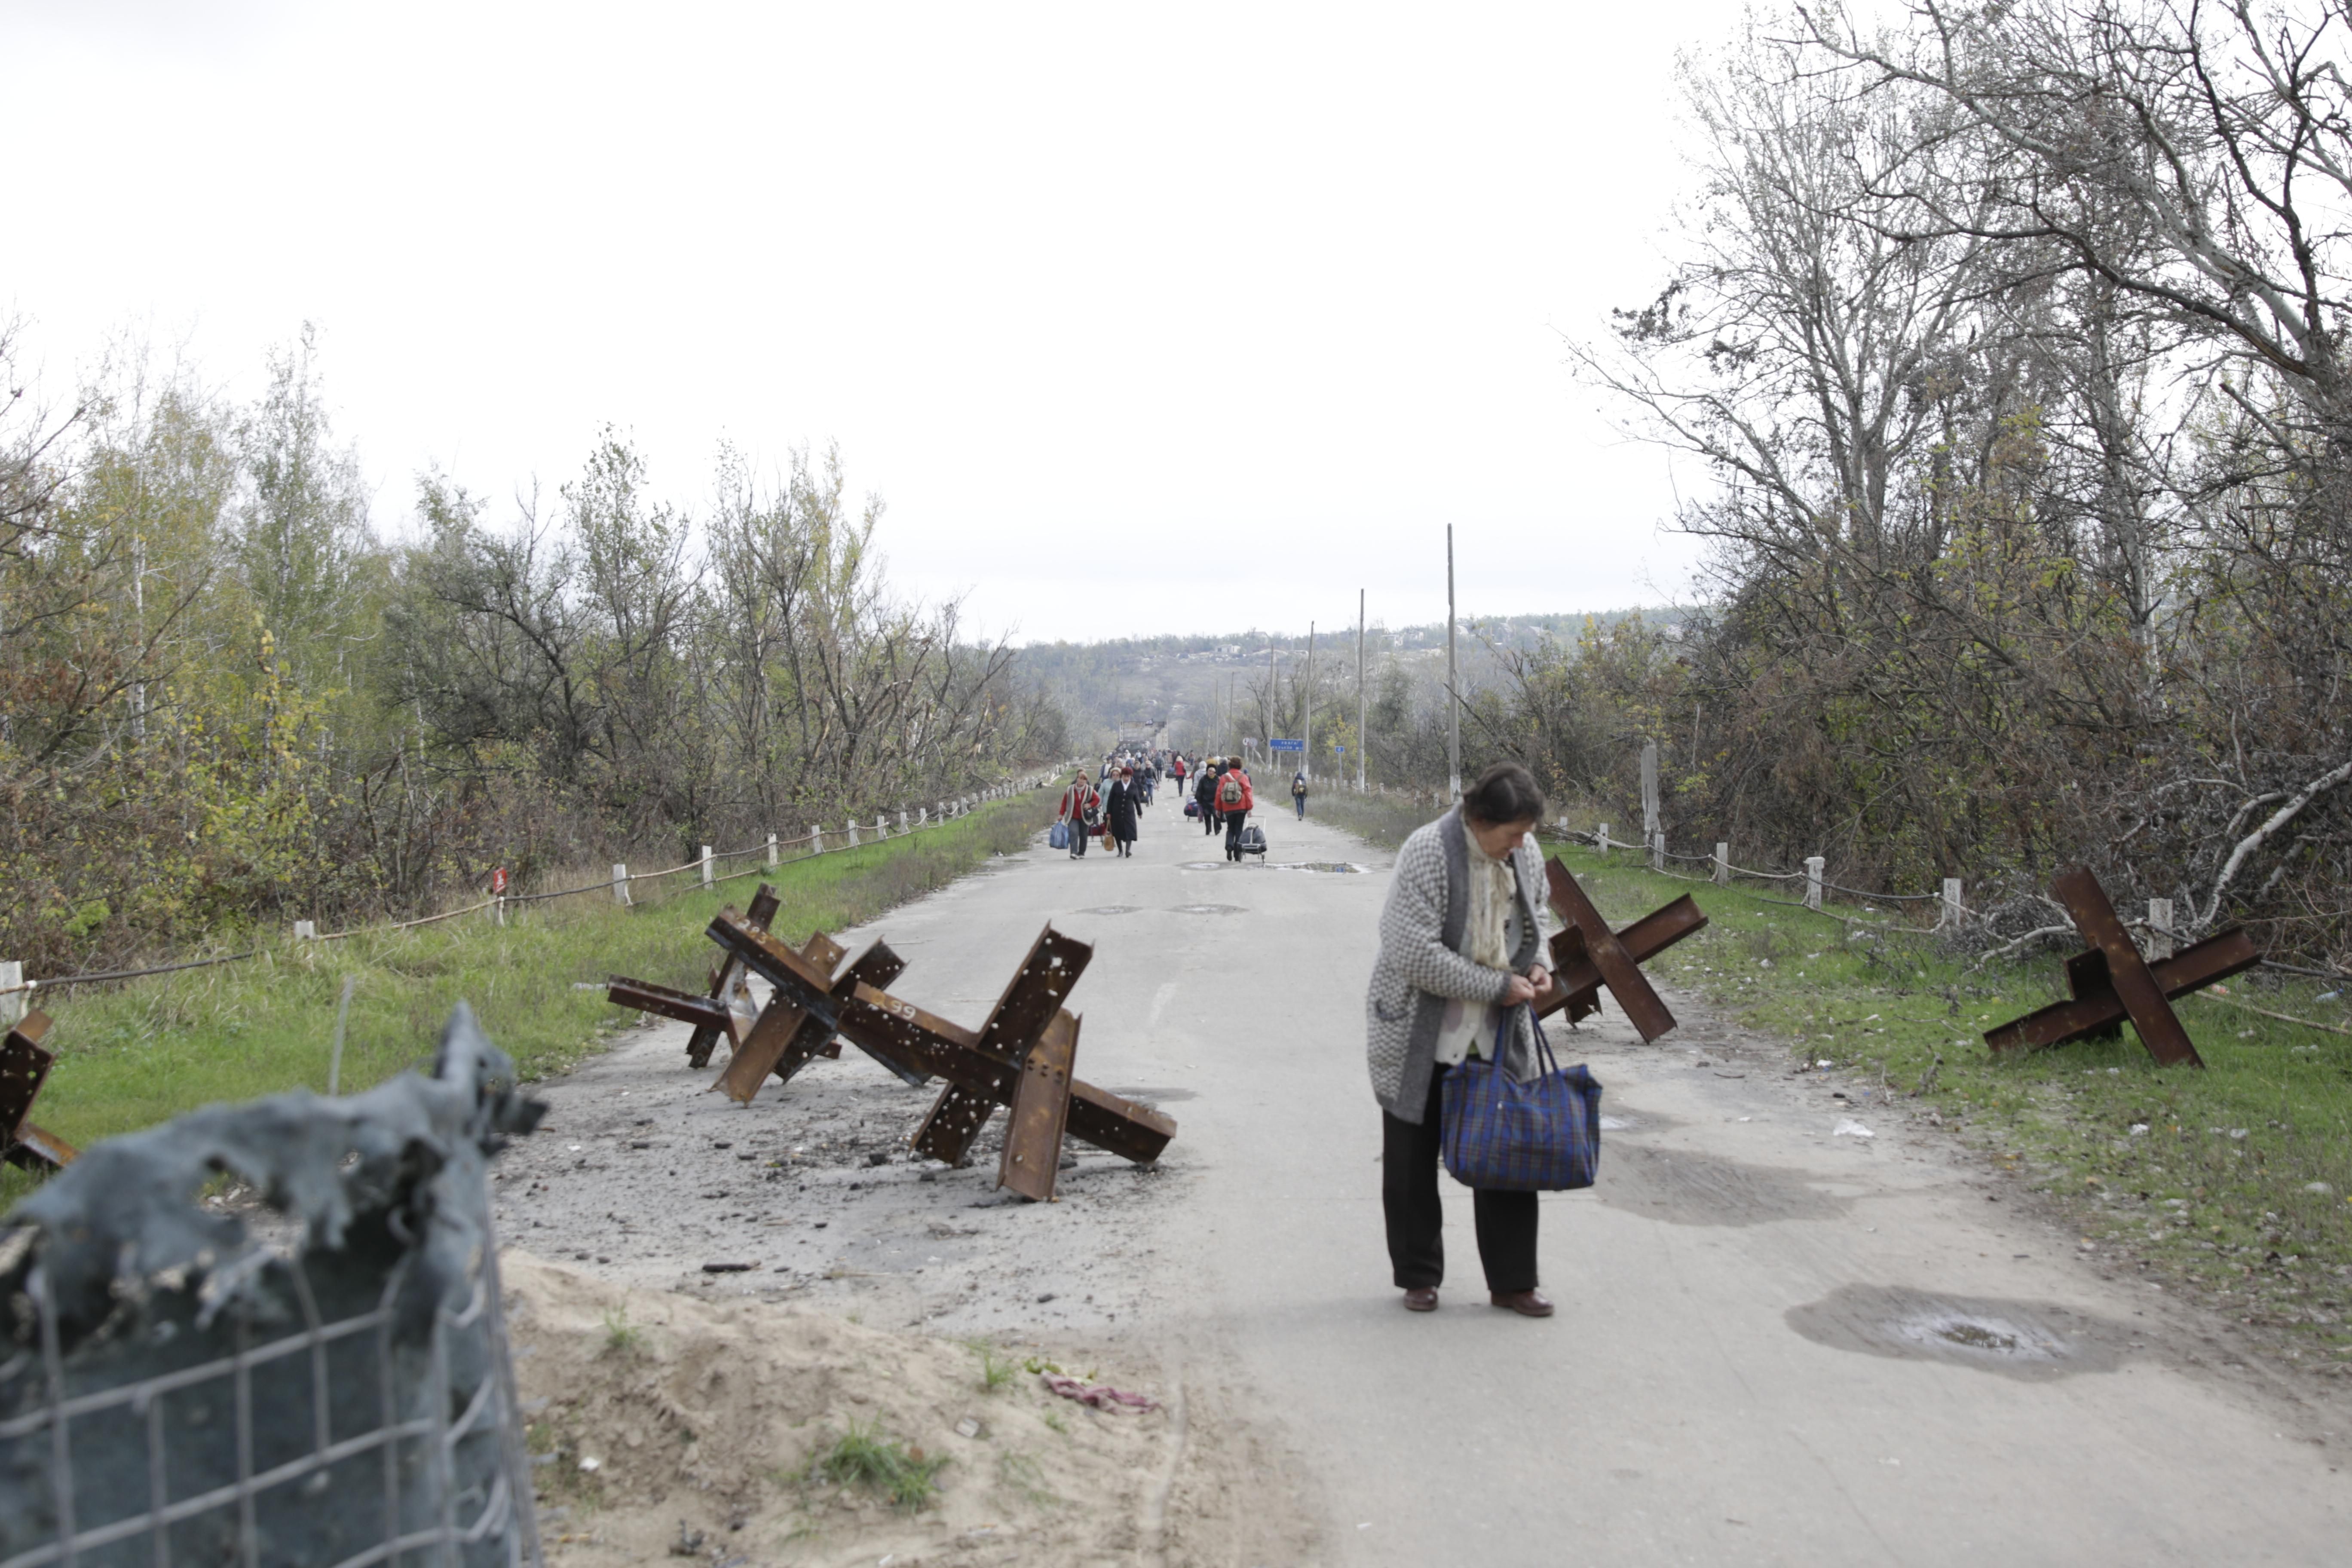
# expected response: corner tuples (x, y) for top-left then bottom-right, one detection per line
(913, 927), (1093, 1166)
(687, 885), (783, 1067)
(605, 977), (734, 1034)
(713, 937), (900, 1104)
(1538, 894), (1708, 1027)
(0, 1011), (75, 1173)
(1535, 858), (1695, 1043)
(710, 911), (1175, 1191)
(1985, 925), (2258, 1060)
(998, 1011), (1080, 1201)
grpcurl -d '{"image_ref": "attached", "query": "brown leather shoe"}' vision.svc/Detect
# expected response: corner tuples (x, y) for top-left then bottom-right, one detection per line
(1402, 1287), (1439, 1312)
(1490, 1289), (1554, 1317)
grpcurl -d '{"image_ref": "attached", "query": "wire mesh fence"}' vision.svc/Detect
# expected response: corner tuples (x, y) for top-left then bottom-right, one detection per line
(0, 1004), (545, 1568)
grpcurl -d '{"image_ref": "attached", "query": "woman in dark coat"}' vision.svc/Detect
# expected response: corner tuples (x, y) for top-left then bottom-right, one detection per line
(1105, 768), (1141, 858)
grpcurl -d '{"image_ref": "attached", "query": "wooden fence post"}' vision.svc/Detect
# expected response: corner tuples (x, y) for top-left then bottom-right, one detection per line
(1805, 856), (1824, 911)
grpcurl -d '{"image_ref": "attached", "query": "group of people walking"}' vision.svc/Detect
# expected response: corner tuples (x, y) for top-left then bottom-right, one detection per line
(1057, 749), (1280, 863)
(1060, 758), (1151, 858)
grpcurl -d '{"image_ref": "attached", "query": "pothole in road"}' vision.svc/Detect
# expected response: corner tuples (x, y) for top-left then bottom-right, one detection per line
(1078, 905), (1144, 915)
(1786, 1284), (2125, 1379)
(1172, 903), (1246, 915)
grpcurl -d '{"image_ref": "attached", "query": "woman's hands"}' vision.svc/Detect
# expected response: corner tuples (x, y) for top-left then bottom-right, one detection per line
(1500, 965), (1553, 1006)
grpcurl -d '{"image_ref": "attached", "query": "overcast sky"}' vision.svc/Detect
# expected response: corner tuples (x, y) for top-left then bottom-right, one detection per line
(2, 0), (1743, 644)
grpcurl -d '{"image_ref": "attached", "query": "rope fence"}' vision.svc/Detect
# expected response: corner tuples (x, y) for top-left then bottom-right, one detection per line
(0, 768), (1078, 1010)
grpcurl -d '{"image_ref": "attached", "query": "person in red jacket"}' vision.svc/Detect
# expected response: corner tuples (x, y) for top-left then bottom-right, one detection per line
(1057, 772), (1101, 859)
(1216, 756), (1253, 861)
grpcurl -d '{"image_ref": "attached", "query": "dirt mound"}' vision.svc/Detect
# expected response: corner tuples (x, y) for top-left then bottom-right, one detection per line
(502, 1252), (1306, 1567)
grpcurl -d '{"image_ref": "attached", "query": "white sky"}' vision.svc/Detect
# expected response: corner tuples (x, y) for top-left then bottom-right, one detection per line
(1, 0), (1739, 644)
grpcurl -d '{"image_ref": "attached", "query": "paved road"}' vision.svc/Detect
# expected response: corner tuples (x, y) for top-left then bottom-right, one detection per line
(522, 790), (2351, 1563)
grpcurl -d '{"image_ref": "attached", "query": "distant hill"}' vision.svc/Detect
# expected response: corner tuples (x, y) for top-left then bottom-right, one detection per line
(1013, 608), (1684, 751)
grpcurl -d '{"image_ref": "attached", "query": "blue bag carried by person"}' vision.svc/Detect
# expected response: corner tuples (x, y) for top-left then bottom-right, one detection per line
(1440, 1006), (1602, 1191)
(1049, 821), (1070, 850)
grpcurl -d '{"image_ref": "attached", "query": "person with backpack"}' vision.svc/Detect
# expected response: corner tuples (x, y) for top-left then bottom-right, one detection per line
(1216, 757), (1253, 861)
(1363, 761), (1555, 1318)
(1291, 769), (1309, 820)
(1057, 771), (1101, 859)
(1195, 758), (1223, 837)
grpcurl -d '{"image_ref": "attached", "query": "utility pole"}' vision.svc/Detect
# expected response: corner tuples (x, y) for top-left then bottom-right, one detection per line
(1446, 526), (1461, 803)
(1356, 588), (1366, 792)
(1304, 620), (1314, 782)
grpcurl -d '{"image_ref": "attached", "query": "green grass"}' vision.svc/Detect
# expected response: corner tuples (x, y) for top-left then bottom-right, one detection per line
(965, 1338), (1017, 1393)
(1297, 787), (1442, 852)
(1554, 842), (2352, 1362)
(600, 1307), (644, 1357)
(2, 790), (1056, 1207)
(803, 1421), (949, 1510)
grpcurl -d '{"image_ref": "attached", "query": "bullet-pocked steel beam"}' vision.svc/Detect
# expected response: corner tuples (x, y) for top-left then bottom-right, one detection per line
(1536, 858), (1694, 1043)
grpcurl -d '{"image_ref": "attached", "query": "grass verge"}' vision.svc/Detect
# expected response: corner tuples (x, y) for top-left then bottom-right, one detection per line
(1554, 842), (2352, 1369)
(802, 1422), (948, 1511)
(2, 790), (1057, 1206)
(1295, 787), (1439, 852)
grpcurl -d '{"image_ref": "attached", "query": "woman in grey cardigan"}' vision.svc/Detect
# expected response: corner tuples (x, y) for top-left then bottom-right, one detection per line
(1364, 762), (1555, 1316)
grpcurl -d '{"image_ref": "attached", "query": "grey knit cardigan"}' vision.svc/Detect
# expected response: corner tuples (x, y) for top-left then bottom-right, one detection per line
(1365, 808), (1544, 1123)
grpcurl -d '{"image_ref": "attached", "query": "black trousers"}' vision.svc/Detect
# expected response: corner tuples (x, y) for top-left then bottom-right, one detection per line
(1382, 1067), (1539, 1292)
(1202, 805), (1220, 835)
(1225, 807), (1250, 858)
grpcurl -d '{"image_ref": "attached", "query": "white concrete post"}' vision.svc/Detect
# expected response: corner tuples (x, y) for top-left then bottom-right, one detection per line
(700, 845), (714, 888)
(294, 920), (317, 940)
(875, 814), (888, 840)
(493, 895), (506, 928)
(810, 825), (824, 854)
(0, 961), (22, 1027)
(898, 810), (908, 832)
(1941, 878), (1964, 932)
(1650, 832), (1665, 872)
(766, 832), (778, 867)
(1805, 856), (1825, 912)
(612, 863), (631, 905)
(2148, 897), (2175, 960)
(847, 819), (860, 848)
(1597, 823), (1610, 855)
(1715, 842), (1730, 885)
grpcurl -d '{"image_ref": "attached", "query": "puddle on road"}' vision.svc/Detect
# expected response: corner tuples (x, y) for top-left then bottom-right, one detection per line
(1601, 1145), (1848, 1227)
(1077, 905), (1143, 916)
(1172, 903), (1246, 915)
(1787, 1284), (2125, 1380)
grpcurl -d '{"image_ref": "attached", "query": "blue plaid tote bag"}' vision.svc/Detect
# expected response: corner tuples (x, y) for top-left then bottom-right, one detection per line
(1439, 1005), (1603, 1191)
